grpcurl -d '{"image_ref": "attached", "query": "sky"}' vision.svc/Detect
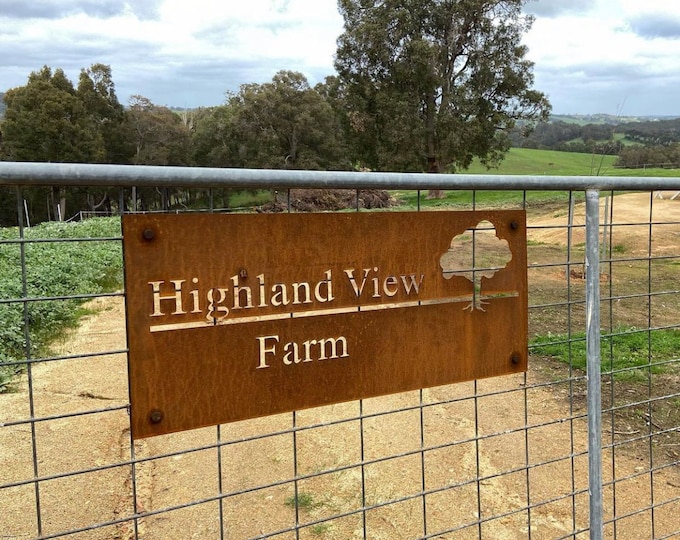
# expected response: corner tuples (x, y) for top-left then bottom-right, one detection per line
(1, 0), (680, 117)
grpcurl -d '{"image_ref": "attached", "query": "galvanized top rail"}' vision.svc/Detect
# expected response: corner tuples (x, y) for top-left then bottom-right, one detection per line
(2, 161), (680, 190)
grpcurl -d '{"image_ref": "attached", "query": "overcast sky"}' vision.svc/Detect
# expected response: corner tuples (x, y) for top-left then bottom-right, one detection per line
(1, 0), (680, 117)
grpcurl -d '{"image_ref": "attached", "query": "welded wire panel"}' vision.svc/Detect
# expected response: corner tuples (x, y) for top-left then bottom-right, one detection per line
(2, 180), (680, 540)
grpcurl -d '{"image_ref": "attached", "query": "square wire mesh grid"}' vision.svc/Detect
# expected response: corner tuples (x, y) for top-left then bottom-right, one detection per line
(1, 187), (680, 540)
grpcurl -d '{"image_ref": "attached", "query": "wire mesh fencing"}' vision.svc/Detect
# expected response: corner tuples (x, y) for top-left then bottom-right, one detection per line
(2, 165), (680, 539)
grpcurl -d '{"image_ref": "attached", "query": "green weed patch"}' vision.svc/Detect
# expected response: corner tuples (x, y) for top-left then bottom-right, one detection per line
(0, 217), (122, 391)
(284, 492), (322, 511)
(531, 328), (680, 380)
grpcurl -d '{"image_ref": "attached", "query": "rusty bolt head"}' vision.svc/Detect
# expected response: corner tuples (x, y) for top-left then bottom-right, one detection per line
(149, 409), (163, 424)
(239, 268), (248, 279)
(142, 228), (155, 241)
(510, 221), (519, 230)
(511, 353), (521, 365)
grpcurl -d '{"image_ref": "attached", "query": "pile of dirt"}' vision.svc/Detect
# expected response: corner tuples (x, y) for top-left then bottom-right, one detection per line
(257, 189), (396, 212)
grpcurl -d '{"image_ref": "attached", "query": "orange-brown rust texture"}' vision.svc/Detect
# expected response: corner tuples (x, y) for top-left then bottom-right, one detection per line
(122, 211), (527, 438)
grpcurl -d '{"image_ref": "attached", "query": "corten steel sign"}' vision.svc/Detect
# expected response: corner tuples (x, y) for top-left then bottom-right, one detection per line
(123, 211), (528, 439)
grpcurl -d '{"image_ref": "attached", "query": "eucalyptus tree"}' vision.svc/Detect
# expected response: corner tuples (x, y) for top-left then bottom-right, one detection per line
(126, 95), (190, 166)
(1, 66), (102, 163)
(190, 105), (240, 168)
(74, 64), (135, 214)
(125, 95), (192, 211)
(77, 63), (133, 164)
(1, 66), (105, 220)
(228, 71), (349, 170)
(335, 0), (551, 193)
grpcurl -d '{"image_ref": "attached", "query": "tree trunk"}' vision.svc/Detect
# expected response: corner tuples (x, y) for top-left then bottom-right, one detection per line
(425, 92), (445, 199)
(51, 186), (66, 221)
(426, 157), (444, 198)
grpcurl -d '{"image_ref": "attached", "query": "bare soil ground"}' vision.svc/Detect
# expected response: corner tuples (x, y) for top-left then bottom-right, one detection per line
(3, 193), (680, 539)
(527, 191), (680, 255)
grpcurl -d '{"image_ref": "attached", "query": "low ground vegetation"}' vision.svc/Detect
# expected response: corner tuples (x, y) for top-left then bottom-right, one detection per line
(0, 217), (122, 391)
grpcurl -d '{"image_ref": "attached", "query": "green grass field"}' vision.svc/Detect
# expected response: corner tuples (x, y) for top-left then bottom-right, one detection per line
(391, 147), (680, 209)
(465, 148), (618, 176)
(462, 147), (680, 178)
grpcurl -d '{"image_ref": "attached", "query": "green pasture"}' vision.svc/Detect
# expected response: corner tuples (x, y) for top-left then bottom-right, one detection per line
(466, 147), (680, 177)
(394, 148), (680, 208)
(465, 148), (618, 176)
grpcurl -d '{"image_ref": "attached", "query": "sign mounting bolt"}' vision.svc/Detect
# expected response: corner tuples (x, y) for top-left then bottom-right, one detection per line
(511, 353), (521, 365)
(142, 228), (155, 241)
(149, 409), (163, 424)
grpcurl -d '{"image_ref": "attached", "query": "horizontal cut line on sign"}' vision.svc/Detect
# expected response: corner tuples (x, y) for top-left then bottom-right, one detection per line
(148, 292), (519, 333)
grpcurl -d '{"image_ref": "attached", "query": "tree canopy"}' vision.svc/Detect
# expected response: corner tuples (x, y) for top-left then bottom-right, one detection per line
(77, 63), (132, 164)
(0, 0), (562, 222)
(126, 95), (190, 166)
(334, 0), (551, 174)
(227, 71), (349, 170)
(1, 66), (103, 163)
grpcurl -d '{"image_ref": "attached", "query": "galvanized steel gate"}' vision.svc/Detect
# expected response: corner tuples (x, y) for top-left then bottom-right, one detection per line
(2, 162), (680, 539)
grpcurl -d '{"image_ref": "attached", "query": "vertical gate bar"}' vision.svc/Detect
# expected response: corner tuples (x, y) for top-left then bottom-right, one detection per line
(646, 192), (656, 539)
(127, 435), (140, 539)
(567, 196), (575, 279)
(122, 196), (141, 539)
(473, 379), (482, 539)
(585, 189), (603, 540)
(522, 191), (532, 538)
(605, 192), (618, 539)
(213, 194), (225, 540)
(359, 399), (367, 540)
(419, 389), (427, 537)
(566, 191), (578, 534)
(357, 191), (367, 539)
(16, 187), (43, 536)
(471, 191), (482, 539)
(417, 193), (426, 537)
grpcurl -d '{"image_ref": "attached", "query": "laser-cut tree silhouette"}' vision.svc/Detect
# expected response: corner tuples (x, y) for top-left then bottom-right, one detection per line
(439, 220), (513, 311)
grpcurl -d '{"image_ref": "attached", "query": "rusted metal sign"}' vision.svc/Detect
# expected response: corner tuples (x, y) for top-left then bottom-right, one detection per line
(123, 211), (528, 439)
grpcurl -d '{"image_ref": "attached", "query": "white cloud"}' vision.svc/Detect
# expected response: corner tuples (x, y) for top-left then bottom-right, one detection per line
(524, 0), (593, 18)
(1, 0), (680, 115)
(523, 0), (680, 114)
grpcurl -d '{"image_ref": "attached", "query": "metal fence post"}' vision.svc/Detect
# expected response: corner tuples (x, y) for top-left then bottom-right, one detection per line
(585, 189), (603, 539)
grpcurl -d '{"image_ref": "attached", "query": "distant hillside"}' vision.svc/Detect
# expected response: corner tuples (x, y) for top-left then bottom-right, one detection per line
(0, 92), (5, 118)
(551, 113), (679, 125)
(512, 114), (680, 156)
